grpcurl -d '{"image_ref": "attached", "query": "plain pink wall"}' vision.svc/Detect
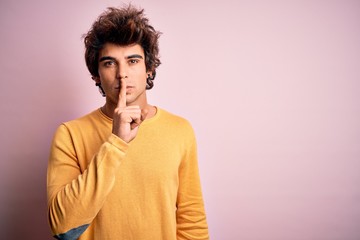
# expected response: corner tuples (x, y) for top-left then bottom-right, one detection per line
(1, 0), (360, 239)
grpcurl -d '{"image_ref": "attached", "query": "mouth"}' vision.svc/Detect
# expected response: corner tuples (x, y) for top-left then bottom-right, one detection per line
(115, 86), (134, 89)
(115, 86), (134, 94)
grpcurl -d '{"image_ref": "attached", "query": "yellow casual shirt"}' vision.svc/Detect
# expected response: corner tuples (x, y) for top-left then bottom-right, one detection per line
(47, 108), (209, 240)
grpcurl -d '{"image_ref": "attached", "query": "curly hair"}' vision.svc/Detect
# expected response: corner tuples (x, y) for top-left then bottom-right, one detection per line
(83, 5), (161, 89)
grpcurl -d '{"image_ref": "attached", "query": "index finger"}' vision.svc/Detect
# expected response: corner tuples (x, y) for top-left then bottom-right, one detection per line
(118, 77), (127, 108)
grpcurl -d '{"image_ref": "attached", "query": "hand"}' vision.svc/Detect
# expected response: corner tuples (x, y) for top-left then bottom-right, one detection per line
(112, 78), (147, 143)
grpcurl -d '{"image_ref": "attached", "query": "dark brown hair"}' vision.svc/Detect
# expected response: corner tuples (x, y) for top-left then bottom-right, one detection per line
(83, 5), (161, 89)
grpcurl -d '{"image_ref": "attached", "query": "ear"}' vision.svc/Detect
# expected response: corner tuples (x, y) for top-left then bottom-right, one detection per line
(146, 69), (153, 77)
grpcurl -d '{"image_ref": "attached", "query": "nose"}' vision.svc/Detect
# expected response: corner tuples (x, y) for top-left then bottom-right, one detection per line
(116, 64), (128, 80)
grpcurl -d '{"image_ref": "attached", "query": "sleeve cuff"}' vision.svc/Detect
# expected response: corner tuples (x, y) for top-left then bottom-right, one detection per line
(107, 134), (129, 152)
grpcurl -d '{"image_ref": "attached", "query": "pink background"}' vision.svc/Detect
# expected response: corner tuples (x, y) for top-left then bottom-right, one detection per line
(1, 0), (360, 239)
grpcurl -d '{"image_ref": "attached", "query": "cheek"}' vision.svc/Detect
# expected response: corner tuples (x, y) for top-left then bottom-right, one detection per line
(136, 72), (148, 84)
(142, 74), (149, 87)
(98, 70), (107, 81)
(99, 69), (116, 81)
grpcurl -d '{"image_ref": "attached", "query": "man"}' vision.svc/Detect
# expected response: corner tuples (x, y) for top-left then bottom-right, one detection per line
(47, 5), (209, 240)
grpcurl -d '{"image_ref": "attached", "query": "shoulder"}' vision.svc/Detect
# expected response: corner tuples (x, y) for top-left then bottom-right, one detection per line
(156, 108), (196, 138)
(55, 109), (107, 136)
(63, 109), (105, 128)
(158, 108), (192, 126)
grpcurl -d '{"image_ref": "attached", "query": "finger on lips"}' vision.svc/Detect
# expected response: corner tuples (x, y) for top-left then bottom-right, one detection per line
(115, 77), (146, 136)
(118, 77), (127, 109)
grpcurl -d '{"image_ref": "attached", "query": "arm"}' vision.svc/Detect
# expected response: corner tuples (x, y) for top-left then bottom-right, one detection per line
(176, 134), (209, 240)
(47, 126), (128, 239)
(47, 77), (145, 239)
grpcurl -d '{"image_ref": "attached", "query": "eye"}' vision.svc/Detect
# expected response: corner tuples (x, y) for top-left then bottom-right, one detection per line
(129, 59), (139, 64)
(104, 60), (116, 67)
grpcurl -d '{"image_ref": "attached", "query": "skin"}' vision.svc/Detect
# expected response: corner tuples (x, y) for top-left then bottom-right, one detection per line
(94, 43), (156, 143)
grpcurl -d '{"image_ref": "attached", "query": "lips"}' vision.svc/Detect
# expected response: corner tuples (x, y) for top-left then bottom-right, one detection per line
(126, 86), (135, 93)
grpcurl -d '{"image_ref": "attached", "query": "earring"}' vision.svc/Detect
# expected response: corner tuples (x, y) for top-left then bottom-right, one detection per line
(95, 82), (106, 97)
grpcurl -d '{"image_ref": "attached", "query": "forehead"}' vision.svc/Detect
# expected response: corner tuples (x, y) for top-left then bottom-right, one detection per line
(99, 43), (145, 58)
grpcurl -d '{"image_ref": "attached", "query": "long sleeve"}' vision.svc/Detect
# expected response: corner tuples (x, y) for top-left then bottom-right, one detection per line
(176, 132), (209, 240)
(47, 108), (209, 240)
(47, 124), (128, 239)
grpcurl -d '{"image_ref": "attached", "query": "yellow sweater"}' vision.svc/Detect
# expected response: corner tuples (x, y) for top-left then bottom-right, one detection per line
(47, 108), (208, 240)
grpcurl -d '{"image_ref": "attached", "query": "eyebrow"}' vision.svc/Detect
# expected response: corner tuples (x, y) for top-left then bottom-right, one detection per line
(125, 54), (143, 59)
(99, 56), (115, 62)
(99, 54), (144, 62)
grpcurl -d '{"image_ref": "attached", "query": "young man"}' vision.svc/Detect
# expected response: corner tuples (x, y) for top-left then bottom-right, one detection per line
(47, 5), (209, 240)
